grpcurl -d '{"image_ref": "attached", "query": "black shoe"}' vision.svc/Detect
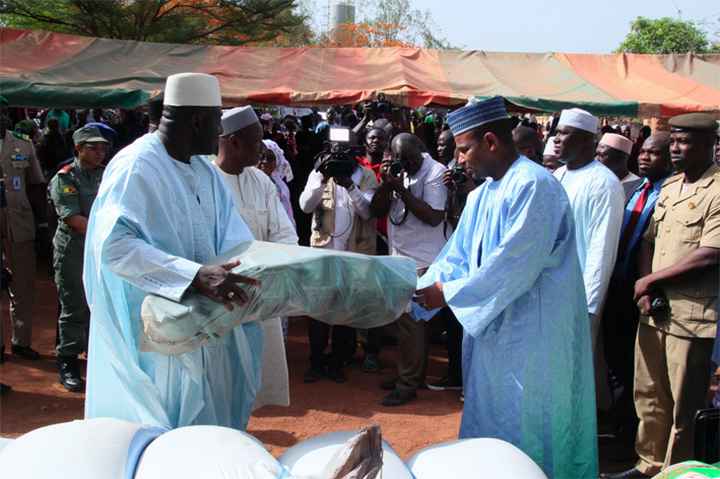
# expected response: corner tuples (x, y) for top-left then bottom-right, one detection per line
(600, 468), (651, 479)
(58, 357), (84, 392)
(381, 388), (417, 407)
(11, 345), (40, 360)
(427, 376), (462, 391)
(0, 345), (4, 364)
(327, 367), (347, 384)
(0, 383), (10, 395)
(380, 378), (397, 391)
(303, 367), (325, 383)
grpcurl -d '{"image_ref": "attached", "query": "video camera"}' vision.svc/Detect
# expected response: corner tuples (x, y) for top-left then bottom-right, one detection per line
(315, 128), (364, 179)
(359, 93), (393, 119)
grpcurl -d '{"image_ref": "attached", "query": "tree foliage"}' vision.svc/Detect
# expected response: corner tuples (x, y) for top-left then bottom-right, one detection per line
(617, 16), (720, 54)
(0, 0), (312, 45)
(319, 0), (451, 48)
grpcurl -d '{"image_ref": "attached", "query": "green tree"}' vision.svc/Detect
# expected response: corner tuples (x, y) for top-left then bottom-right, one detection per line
(361, 0), (451, 48)
(617, 16), (720, 54)
(0, 0), (312, 45)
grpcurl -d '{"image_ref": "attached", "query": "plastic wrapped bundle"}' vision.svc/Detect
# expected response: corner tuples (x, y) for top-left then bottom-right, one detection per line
(141, 241), (417, 355)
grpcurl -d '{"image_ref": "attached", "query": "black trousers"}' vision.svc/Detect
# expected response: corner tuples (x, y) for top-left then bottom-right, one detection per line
(440, 307), (463, 384)
(307, 319), (356, 370)
(602, 274), (640, 428)
(364, 234), (390, 356)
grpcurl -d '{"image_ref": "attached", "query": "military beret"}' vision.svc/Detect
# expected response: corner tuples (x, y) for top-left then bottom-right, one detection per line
(669, 113), (718, 132)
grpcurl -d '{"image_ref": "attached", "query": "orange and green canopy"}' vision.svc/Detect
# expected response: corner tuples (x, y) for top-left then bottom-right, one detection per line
(2, 28), (719, 117)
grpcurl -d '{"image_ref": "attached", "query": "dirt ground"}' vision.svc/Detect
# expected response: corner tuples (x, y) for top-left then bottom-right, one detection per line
(0, 268), (636, 473)
(0, 269), (463, 459)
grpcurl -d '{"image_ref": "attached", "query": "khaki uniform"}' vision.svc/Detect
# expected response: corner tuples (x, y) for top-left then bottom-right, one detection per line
(635, 164), (720, 475)
(0, 130), (45, 347)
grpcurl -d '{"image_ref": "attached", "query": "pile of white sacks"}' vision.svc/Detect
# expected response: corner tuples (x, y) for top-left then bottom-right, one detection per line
(0, 419), (548, 479)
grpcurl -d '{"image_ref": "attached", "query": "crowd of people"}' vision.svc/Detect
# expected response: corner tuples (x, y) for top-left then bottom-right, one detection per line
(0, 72), (719, 478)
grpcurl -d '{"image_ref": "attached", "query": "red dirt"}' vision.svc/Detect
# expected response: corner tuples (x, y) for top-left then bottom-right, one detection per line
(0, 269), (463, 458)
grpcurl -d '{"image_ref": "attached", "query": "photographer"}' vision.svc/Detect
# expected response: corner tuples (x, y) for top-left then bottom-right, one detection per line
(370, 133), (448, 406)
(299, 135), (379, 384)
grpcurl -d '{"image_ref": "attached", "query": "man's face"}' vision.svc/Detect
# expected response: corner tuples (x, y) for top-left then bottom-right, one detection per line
(220, 123), (264, 174)
(638, 138), (670, 180)
(193, 108), (222, 155)
(595, 143), (617, 167)
(76, 142), (108, 169)
(669, 130), (712, 173)
(554, 125), (589, 164)
(455, 130), (490, 178)
(392, 141), (423, 176)
(366, 129), (387, 157)
(436, 132), (455, 163)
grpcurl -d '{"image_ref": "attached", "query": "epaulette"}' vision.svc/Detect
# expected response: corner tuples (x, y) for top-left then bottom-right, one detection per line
(661, 173), (684, 187)
(58, 163), (74, 174)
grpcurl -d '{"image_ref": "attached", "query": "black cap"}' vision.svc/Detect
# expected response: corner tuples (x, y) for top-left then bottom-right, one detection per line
(669, 113), (718, 133)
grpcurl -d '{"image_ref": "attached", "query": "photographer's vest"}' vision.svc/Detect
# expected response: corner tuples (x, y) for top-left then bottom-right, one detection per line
(310, 167), (377, 255)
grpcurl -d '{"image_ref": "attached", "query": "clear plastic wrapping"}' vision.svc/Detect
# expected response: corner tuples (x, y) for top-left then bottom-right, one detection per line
(141, 241), (417, 355)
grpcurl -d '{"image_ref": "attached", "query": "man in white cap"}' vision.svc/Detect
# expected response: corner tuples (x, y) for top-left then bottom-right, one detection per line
(212, 106), (296, 411)
(597, 132), (643, 200)
(415, 97), (597, 478)
(83, 73), (263, 430)
(553, 108), (625, 348)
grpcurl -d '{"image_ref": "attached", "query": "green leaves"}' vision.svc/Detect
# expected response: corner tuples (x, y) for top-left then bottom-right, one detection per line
(617, 16), (716, 54)
(0, 0), (311, 45)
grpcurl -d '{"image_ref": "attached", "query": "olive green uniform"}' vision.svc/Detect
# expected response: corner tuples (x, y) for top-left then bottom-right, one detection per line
(0, 130), (45, 348)
(49, 159), (103, 357)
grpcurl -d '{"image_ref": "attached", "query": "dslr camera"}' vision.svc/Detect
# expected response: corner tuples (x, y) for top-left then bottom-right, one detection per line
(315, 128), (364, 179)
(450, 164), (467, 186)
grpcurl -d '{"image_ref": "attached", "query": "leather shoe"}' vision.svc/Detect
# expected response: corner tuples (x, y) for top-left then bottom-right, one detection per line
(58, 357), (84, 392)
(600, 468), (651, 478)
(11, 344), (40, 360)
(381, 388), (417, 407)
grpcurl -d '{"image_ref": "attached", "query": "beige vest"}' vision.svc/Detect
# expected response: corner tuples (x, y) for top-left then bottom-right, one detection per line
(310, 166), (377, 255)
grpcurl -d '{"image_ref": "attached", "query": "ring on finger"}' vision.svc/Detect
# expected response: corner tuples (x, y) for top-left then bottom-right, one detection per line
(227, 291), (236, 300)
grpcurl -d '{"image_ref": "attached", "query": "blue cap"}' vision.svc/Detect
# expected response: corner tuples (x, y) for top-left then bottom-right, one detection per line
(447, 96), (509, 136)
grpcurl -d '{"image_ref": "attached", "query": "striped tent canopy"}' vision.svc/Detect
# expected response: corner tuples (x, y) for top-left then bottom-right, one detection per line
(2, 28), (720, 117)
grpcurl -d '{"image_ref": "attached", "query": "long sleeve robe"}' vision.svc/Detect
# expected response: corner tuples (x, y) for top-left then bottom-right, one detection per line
(418, 157), (598, 478)
(83, 133), (262, 430)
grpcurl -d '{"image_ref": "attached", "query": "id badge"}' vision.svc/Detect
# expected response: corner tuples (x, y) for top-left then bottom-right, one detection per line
(11, 176), (21, 191)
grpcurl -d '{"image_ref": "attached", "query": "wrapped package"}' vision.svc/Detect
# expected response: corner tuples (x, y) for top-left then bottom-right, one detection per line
(141, 241), (416, 355)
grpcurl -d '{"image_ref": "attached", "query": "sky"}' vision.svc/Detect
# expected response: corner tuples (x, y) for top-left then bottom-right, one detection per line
(313, 0), (718, 53)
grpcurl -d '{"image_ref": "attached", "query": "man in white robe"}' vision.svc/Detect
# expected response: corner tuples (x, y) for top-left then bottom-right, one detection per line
(415, 97), (598, 478)
(553, 109), (626, 346)
(83, 73), (263, 429)
(596, 132), (643, 200)
(212, 106), (296, 409)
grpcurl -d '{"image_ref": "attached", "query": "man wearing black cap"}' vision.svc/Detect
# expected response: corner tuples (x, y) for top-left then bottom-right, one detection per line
(605, 113), (720, 478)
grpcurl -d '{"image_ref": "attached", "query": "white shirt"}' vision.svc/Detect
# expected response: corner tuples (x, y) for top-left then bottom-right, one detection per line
(299, 167), (375, 251)
(213, 163), (298, 245)
(554, 160), (625, 318)
(388, 153), (448, 269)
